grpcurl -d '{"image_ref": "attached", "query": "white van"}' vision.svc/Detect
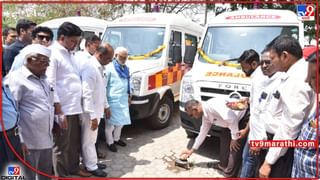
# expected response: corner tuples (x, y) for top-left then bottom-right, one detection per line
(179, 9), (304, 137)
(101, 13), (203, 129)
(39, 16), (108, 48)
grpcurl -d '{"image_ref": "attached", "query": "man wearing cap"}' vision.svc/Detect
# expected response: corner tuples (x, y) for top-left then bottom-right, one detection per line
(5, 44), (54, 180)
(179, 97), (248, 177)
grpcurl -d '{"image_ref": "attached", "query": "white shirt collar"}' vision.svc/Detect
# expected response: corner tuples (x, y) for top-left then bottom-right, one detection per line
(281, 58), (305, 81)
(21, 66), (46, 80)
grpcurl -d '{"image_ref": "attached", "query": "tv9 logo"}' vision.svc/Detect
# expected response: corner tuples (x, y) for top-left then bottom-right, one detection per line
(7, 166), (20, 175)
(297, 4), (315, 21)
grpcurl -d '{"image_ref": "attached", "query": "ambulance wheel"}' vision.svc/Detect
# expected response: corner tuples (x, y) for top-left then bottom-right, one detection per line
(149, 96), (173, 130)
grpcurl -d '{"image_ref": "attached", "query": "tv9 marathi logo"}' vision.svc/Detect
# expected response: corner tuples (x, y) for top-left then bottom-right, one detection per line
(1, 165), (25, 179)
(297, 4), (315, 21)
(7, 166), (20, 176)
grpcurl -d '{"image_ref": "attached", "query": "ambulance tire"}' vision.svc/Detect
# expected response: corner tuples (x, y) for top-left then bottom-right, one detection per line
(149, 96), (173, 130)
(185, 130), (197, 139)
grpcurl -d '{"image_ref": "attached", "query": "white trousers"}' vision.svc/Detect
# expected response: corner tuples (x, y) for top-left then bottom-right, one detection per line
(105, 123), (123, 145)
(80, 113), (99, 171)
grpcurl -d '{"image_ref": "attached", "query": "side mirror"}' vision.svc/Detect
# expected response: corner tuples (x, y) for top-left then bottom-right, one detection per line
(183, 46), (196, 65)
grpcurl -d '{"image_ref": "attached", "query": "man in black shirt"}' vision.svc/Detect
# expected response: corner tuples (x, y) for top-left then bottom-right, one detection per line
(2, 19), (36, 76)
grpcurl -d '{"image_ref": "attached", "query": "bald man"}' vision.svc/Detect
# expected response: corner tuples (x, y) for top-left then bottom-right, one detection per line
(80, 44), (114, 177)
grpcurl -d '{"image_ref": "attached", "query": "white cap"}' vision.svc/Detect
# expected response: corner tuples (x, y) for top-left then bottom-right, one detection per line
(22, 44), (51, 63)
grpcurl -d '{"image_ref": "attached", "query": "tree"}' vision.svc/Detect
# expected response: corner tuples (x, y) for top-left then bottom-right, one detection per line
(2, 3), (127, 26)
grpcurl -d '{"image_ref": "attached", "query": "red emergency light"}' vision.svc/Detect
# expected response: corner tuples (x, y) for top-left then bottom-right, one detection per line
(226, 15), (281, 20)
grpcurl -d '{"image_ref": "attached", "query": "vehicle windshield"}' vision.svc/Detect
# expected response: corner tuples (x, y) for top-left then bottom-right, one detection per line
(102, 27), (165, 60)
(199, 26), (299, 64)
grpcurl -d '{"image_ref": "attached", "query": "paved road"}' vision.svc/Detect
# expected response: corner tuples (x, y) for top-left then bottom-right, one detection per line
(93, 103), (225, 178)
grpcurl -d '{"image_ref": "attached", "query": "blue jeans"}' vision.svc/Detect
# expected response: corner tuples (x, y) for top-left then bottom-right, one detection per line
(240, 140), (260, 178)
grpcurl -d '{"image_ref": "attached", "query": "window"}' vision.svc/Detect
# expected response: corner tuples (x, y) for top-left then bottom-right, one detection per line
(169, 31), (182, 63)
(184, 34), (198, 63)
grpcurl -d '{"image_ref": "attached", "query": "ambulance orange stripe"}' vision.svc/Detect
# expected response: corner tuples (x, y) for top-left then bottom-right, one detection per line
(155, 74), (162, 87)
(147, 63), (189, 90)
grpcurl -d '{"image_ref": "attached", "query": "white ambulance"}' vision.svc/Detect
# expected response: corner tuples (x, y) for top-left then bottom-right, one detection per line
(101, 13), (203, 129)
(179, 9), (304, 137)
(39, 16), (108, 49)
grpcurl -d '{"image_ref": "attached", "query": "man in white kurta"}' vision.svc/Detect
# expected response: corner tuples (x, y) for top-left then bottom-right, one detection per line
(104, 47), (131, 152)
(79, 44), (113, 177)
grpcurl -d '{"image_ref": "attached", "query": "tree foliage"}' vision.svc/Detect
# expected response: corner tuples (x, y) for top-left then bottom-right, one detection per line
(2, 3), (126, 28)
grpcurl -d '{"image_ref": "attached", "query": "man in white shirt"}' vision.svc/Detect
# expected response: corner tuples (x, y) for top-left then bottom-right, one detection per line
(75, 34), (107, 159)
(240, 48), (283, 178)
(79, 44), (114, 177)
(6, 44), (53, 180)
(259, 35), (313, 178)
(75, 34), (101, 71)
(237, 49), (265, 178)
(46, 22), (91, 177)
(180, 97), (247, 177)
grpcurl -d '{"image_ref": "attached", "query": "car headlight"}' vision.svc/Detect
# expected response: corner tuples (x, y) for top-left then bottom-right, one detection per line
(180, 75), (194, 103)
(131, 76), (142, 95)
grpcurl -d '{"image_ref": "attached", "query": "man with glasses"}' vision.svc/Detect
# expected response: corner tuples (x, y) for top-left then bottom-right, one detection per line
(5, 44), (53, 180)
(180, 97), (247, 177)
(9, 26), (53, 74)
(240, 47), (283, 178)
(32, 26), (53, 46)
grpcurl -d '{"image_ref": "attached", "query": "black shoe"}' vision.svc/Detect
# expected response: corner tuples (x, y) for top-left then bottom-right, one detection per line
(114, 140), (126, 146)
(89, 169), (107, 177)
(107, 143), (117, 152)
(97, 163), (107, 170)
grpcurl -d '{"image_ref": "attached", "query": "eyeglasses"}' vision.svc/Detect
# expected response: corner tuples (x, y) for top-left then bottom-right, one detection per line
(9, 35), (17, 38)
(30, 56), (50, 64)
(36, 34), (52, 41)
(260, 60), (271, 65)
